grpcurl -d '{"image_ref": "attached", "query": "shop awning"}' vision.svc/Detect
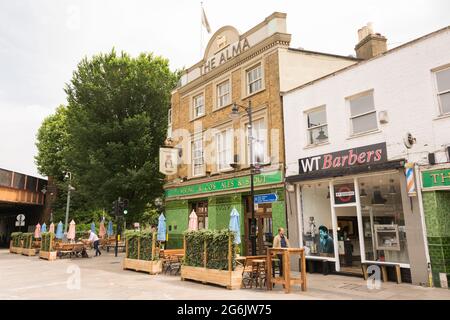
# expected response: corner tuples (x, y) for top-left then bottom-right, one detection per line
(286, 159), (406, 183)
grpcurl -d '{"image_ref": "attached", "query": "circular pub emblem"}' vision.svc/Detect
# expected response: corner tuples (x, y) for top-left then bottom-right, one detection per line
(335, 185), (356, 204)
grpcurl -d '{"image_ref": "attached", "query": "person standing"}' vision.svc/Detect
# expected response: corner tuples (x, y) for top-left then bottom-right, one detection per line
(88, 230), (101, 257)
(272, 228), (290, 276)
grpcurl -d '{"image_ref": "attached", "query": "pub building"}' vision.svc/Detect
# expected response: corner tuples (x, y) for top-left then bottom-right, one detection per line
(282, 25), (450, 285)
(161, 12), (357, 255)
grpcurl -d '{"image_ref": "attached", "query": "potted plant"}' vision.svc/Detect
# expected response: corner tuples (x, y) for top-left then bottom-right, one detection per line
(39, 232), (57, 261)
(21, 233), (37, 256)
(10, 232), (23, 254)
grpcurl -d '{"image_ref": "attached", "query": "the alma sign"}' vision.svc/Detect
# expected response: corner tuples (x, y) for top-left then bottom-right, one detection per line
(201, 38), (251, 75)
(298, 143), (387, 174)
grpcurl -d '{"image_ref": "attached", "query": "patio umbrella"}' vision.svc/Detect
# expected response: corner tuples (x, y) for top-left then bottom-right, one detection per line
(229, 207), (241, 245)
(157, 213), (166, 242)
(90, 222), (96, 233)
(41, 223), (47, 233)
(99, 220), (106, 239)
(188, 210), (198, 231)
(55, 221), (64, 240)
(107, 221), (113, 237)
(49, 222), (55, 233)
(34, 223), (41, 239)
(67, 220), (76, 241)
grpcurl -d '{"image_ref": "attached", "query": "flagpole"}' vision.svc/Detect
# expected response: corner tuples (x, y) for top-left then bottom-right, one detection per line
(200, 2), (203, 59)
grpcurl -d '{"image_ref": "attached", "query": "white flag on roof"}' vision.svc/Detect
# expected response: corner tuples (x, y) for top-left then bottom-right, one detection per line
(201, 5), (211, 34)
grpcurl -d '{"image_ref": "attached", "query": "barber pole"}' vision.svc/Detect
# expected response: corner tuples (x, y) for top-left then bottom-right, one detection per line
(405, 163), (417, 196)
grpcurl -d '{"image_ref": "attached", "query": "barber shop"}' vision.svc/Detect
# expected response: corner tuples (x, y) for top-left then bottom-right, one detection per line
(285, 143), (430, 284)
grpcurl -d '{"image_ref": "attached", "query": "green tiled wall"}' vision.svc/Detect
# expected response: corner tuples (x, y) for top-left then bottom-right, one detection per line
(423, 191), (450, 288)
(164, 188), (287, 251)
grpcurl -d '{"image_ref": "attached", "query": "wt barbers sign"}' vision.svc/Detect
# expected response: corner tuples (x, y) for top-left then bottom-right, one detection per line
(298, 143), (387, 174)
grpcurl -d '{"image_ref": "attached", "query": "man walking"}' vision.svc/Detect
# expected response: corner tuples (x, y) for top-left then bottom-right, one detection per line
(272, 227), (290, 277)
(88, 230), (101, 257)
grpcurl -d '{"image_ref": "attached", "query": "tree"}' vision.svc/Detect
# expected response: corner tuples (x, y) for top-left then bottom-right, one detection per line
(63, 49), (178, 221)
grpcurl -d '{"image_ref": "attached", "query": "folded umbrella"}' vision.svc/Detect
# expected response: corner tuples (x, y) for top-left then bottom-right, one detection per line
(55, 221), (64, 240)
(90, 222), (96, 233)
(99, 220), (106, 238)
(41, 223), (47, 233)
(229, 207), (241, 245)
(49, 222), (55, 234)
(188, 210), (198, 231)
(67, 220), (76, 241)
(157, 213), (166, 242)
(34, 223), (41, 239)
(107, 221), (113, 237)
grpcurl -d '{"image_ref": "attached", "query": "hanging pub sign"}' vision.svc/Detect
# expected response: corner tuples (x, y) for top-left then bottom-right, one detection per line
(334, 183), (356, 205)
(159, 147), (178, 175)
(298, 142), (388, 174)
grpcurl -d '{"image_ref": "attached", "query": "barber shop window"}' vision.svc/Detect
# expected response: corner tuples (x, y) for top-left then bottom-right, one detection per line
(435, 66), (450, 115)
(306, 106), (328, 145)
(300, 182), (335, 258)
(348, 91), (378, 135)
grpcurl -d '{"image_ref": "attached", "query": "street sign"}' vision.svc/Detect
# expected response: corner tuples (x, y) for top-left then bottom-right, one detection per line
(15, 214), (25, 227)
(254, 193), (278, 204)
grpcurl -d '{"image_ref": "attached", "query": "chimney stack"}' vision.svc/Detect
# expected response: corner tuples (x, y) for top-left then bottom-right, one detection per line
(355, 23), (387, 60)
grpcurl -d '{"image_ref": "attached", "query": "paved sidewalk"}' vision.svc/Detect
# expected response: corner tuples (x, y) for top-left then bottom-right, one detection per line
(1, 249), (449, 300)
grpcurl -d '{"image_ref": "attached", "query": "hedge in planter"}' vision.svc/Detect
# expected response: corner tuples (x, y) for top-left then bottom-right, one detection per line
(11, 232), (23, 247)
(22, 233), (34, 249)
(41, 232), (55, 252)
(184, 229), (236, 271)
(123, 230), (160, 274)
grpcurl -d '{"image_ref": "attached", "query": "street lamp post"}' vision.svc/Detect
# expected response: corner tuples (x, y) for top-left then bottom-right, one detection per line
(229, 100), (257, 256)
(64, 172), (73, 233)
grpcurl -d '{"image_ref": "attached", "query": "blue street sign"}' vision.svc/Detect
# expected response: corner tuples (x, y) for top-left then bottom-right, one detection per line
(254, 193), (278, 204)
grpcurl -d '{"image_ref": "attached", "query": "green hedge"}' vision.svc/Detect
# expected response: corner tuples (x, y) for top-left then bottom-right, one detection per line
(22, 233), (34, 249)
(41, 232), (55, 251)
(125, 230), (157, 261)
(183, 229), (236, 271)
(11, 232), (22, 247)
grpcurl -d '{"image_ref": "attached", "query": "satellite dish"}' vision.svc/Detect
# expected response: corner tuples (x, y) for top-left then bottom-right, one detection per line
(403, 132), (416, 149)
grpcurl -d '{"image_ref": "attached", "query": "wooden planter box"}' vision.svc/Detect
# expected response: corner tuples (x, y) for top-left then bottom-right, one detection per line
(181, 265), (243, 290)
(123, 258), (162, 274)
(181, 234), (242, 290)
(39, 250), (57, 261)
(10, 246), (22, 254)
(22, 248), (37, 256)
(122, 232), (161, 275)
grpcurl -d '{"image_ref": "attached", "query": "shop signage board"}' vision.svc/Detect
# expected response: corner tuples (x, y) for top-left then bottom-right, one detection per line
(159, 147), (178, 175)
(15, 214), (25, 227)
(165, 170), (283, 198)
(334, 184), (356, 205)
(298, 143), (387, 174)
(422, 168), (450, 190)
(254, 193), (278, 204)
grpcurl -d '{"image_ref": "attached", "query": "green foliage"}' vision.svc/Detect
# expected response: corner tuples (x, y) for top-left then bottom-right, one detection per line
(11, 232), (22, 247)
(22, 233), (34, 249)
(41, 232), (55, 252)
(183, 230), (236, 271)
(125, 230), (157, 261)
(35, 49), (179, 224)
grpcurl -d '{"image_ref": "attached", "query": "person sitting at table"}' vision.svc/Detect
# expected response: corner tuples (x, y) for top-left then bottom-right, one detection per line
(272, 228), (290, 276)
(88, 230), (101, 257)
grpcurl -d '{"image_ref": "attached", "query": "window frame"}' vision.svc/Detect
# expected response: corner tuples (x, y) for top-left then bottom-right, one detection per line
(215, 128), (233, 172)
(305, 106), (328, 146)
(167, 108), (172, 138)
(191, 136), (205, 177)
(245, 116), (268, 166)
(347, 90), (378, 136)
(435, 66), (450, 116)
(246, 64), (263, 95)
(216, 79), (231, 109)
(192, 93), (205, 119)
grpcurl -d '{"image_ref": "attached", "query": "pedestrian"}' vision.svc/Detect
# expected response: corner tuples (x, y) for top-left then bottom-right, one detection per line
(272, 227), (290, 277)
(88, 229), (101, 256)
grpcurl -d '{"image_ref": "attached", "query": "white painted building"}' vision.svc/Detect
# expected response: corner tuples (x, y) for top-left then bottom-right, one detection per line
(282, 26), (450, 285)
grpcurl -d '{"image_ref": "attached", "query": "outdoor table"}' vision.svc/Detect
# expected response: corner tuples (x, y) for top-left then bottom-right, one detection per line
(251, 259), (266, 288)
(266, 248), (307, 293)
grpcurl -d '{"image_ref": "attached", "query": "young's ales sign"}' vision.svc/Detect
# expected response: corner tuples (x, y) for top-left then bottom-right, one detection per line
(298, 143), (387, 174)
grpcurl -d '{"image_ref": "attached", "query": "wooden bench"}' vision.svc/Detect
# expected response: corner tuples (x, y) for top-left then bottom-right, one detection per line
(361, 262), (402, 284)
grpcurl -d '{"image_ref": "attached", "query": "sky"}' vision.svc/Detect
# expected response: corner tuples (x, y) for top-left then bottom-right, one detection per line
(0, 0), (449, 178)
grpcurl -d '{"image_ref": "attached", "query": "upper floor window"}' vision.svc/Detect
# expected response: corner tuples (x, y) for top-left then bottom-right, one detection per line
(348, 91), (378, 135)
(192, 137), (204, 177)
(247, 64), (262, 95)
(247, 118), (267, 165)
(217, 80), (231, 109)
(193, 94), (205, 119)
(216, 129), (233, 171)
(435, 66), (450, 115)
(306, 107), (328, 145)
